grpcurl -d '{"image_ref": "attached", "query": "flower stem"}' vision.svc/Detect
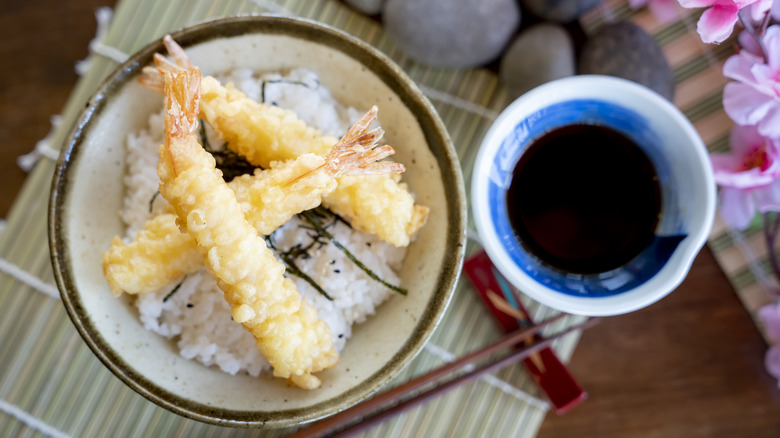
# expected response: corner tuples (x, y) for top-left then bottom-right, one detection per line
(738, 10), (771, 64)
(763, 212), (780, 293)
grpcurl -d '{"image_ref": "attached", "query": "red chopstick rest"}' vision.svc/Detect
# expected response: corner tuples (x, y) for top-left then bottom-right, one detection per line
(463, 249), (587, 414)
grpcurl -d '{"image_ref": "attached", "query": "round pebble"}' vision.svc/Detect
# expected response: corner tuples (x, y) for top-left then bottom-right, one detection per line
(383, 0), (520, 69)
(499, 24), (576, 99)
(345, 0), (384, 15)
(521, 0), (601, 22)
(578, 22), (675, 101)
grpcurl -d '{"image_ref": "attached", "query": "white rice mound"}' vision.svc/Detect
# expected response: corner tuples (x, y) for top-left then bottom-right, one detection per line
(124, 68), (406, 377)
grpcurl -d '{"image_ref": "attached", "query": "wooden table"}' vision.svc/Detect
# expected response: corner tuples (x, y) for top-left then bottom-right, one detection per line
(3, 1), (780, 436)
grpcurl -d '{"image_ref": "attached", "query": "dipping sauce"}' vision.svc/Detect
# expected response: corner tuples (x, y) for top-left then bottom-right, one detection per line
(506, 124), (661, 274)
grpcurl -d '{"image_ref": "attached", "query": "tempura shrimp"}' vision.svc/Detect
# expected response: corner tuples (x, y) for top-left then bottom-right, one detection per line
(157, 67), (337, 389)
(103, 107), (400, 296)
(140, 35), (429, 247)
(102, 213), (200, 296)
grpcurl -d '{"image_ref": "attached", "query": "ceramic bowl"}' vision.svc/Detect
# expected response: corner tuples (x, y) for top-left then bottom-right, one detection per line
(49, 16), (465, 428)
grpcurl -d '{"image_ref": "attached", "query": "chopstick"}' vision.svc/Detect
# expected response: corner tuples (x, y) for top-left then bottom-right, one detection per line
(291, 314), (598, 438)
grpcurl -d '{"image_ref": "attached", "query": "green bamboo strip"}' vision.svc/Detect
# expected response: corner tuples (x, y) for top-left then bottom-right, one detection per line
(67, 362), (113, 436)
(0, 298), (57, 400)
(38, 341), (92, 430)
(653, 19), (691, 46)
(19, 305), (72, 418)
(0, 418), (23, 438)
(673, 42), (734, 83)
(682, 90), (724, 123)
(0, 292), (34, 376)
(80, 377), (124, 437)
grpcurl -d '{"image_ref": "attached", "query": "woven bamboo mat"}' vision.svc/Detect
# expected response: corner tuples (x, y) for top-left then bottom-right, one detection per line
(0, 0), (762, 437)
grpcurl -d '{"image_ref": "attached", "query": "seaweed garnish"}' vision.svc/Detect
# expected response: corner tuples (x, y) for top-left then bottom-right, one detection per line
(265, 235), (334, 301)
(148, 191), (160, 213)
(198, 120), (259, 181)
(163, 276), (186, 303)
(261, 78), (319, 105)
(300, 208), (408, 296)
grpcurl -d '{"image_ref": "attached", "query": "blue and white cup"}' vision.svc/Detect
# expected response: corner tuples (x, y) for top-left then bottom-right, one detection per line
(472, 75), (716, 316)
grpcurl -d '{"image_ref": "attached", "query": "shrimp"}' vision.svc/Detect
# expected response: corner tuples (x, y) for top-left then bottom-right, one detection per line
(157, 67), (337, 389)
(103, 107), (400, 297)
(102, 213), (199, 296)
(140, 36), (334, 165)
(140, 35), (429, 247)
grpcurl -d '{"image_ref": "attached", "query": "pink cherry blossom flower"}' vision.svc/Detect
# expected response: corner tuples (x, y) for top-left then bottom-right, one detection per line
(723, 25), (780, 138)
(765, 346), (780, 387)
(628, 0), (680, 22)
(758, 302), (780, 386)
(737, 28), (763, 55)
(749, 0), (774, 21)
(678, 0), (768, 43)
(759, 301), (780, 343)
(710, 124), (780, 229)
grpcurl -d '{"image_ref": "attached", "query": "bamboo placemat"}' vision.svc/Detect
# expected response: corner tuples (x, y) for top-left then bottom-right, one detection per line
(0, 0), (762, 437)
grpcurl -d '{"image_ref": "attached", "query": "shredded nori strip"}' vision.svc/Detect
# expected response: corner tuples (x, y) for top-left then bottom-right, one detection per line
(198, 121), (259, 181)
(265, 235), (334, 301)
(261, 78), (319, 105)
(163, 277), (186, 302)
(148, 191), (160, 213)
(299, 209), (408, 295)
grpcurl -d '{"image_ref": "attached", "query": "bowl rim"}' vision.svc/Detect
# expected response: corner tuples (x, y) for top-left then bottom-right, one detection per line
(49, 14), (466, 428)
(471, 75), (715, 316)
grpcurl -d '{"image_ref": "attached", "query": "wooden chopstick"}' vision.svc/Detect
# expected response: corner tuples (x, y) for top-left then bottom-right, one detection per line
(291, 314), (597, 438)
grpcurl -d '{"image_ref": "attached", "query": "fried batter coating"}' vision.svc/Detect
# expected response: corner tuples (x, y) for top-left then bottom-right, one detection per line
(322, 175), (430, 247)
(158, 67), (337, 389)
(140, 35), (429, 246)
(102, 213), (199, 296)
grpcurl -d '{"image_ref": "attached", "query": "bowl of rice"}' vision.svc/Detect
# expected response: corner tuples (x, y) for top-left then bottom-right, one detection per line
(49, 16), (465, 428)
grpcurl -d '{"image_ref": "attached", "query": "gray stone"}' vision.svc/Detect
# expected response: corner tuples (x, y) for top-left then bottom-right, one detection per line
(383, 0), (520, 69)
(345, 0), (384, 15)
(499, 24), (576, 99)
(579, 22), (675, 101)
(521, 0), (601, 23)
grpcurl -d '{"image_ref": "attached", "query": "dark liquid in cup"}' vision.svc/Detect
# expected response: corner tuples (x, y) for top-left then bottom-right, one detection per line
(506, 124), (661, 274)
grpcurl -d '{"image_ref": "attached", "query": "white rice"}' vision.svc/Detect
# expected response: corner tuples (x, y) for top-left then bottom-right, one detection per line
(123, 68), (405, 377)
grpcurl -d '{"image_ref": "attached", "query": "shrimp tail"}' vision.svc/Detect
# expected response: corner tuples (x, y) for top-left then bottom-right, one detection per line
(324, 106), (405, 177)
(139, 34), (193, 94)
(159, 67), (201, 179)
(164, 68), (201, 140)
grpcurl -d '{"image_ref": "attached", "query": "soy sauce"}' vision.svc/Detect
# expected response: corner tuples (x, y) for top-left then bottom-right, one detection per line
(507, 124), (661, 274)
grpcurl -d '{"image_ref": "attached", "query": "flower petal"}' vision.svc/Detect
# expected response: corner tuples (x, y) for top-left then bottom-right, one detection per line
(758, 302), (780, 342)
(737, 30), (764, 57)
(723, 51), (762, 83)
(697, 5), (740, 43)
(764, 25), (780, 72)
(765, 346), (780, 387)
(719, 186), (757, 229)
(648, 0), (680, 22)
(754, 179), (780, 211)
(714, 165), (778, 187)
(730, 123), (768, 156)
(758, 105), (780, 138)
(750, 0), (773, 21)
(723, 82), (775, 125)
(678, 0), (717, 7)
